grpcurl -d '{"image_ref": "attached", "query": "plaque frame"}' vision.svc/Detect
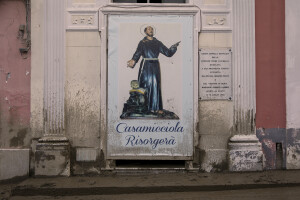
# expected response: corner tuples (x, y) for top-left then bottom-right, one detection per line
(199, 48), (232, 100)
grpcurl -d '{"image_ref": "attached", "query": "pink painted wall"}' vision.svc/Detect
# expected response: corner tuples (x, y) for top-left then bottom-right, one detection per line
(255, 0), (286, 129)
(0, 0), (31, 148)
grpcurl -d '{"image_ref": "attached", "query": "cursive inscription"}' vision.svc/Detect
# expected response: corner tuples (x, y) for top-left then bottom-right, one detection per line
(125, 135), (176, 149)
(116, 122), (184, 134)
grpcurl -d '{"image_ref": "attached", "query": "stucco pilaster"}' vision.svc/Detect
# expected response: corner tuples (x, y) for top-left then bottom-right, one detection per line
(229, 0), (262, 171)
(34, 0), (70, 176)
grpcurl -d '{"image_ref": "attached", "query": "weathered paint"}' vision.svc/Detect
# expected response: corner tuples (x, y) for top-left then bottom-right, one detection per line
(0, 0), (31, 148)
(256, 128), (286, 170)
(256, 128), (300, 170)
(286, 128), (300, 169)
(255, 0), (286, 129)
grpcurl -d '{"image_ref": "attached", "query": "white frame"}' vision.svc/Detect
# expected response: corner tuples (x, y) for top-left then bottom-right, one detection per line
(99, 5), (200, 160)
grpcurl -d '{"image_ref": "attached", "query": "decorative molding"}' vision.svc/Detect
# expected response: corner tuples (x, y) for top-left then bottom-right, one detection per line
(196, 0), (232, 31)
(72, 15), (94, 25)
(207, 16), (226, 25)
(43, 0), (65, 135)
(201, 11), (231, 31)
(99, 5), (200, 32)
(66, 0), (108, 31)
(65, 1), (232, 32)
(67, 9), (99, 30)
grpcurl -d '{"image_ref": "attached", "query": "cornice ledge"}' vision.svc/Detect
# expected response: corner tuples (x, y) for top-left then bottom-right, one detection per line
(100, 5), (200, 15)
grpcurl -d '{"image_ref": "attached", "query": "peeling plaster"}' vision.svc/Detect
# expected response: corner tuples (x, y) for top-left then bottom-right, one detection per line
(256, 127), (300, 170)
(256, 128), (287, 170)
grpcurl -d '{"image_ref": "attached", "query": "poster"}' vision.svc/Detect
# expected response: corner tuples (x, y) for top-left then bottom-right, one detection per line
(107, 15), (194, 159)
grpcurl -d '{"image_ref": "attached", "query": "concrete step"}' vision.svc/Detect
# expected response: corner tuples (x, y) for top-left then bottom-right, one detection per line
(10, 170), (300, 197)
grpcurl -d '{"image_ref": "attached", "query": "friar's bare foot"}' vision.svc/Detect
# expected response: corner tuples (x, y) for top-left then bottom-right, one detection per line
(157, 110), (164, 115)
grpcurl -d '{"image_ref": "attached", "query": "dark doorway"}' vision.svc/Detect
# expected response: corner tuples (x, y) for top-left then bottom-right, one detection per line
(150, 0), (162, 3)
(116, 160), (185, 168)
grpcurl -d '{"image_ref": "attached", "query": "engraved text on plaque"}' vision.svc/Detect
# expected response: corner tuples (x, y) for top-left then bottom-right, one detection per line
(199, 48), (232, 100)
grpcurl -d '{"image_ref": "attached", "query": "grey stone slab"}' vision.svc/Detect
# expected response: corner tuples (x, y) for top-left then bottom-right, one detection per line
(35, 142), (70, 176)
(76, 148), (97, 162)
(0, 149), (30, 181)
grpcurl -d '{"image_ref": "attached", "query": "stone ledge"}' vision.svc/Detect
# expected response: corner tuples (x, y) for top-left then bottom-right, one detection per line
(230, 135), (260, 143)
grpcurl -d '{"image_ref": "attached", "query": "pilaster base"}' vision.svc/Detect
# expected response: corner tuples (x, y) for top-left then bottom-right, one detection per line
(229, 135), (263, 171)
(287, 140), (300, 169)
(35, 137), (70, 176)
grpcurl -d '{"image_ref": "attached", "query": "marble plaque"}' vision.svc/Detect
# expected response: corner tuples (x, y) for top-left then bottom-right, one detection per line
(199, 48), (232, 100)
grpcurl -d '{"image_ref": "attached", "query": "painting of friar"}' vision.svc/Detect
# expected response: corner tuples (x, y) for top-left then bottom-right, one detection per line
(120, 25), (180, 119)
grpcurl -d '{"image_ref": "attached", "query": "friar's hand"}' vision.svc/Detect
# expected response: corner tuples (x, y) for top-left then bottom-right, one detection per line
(127, 59), (135, 68)
(171, 41), (181, 48)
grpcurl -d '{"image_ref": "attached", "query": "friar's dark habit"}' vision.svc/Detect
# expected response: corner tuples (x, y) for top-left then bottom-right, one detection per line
(131, 37), (177, 112)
